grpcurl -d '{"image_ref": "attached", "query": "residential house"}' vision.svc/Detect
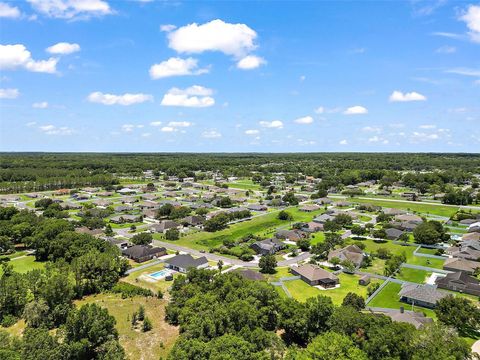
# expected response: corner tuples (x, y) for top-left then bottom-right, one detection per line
(313, 213), (336, 224)
(358, 275), (371, 286)
(164, 254), (209, 273)
(395, 214), (423, 224)
(301, 221), (324, 233)
(117, 188), (137, 195)
(110, 214), (141, 224)
(182, 215), (205, 227)
(445, 240), (480, 261)
(290, 264), (339, 288)
(247, 203), (268, 211)
(105, 237), (131, 250)
(436, 271), (480, 296)
(122, 245), (166, 263)
(376, 308), (433, 329)
(398, 283), (448, 308)
(313, 197), (332, 205)
(385, 228), (404, 241)
(299, 204), (321, 212)
(443, 257), (480, 275)
(275, 229), (306, 242)
(150, 220), (180, 233)
(250, 238), (285, 255)
(468, 222), (480, 233)
(328, 244), (365, 267)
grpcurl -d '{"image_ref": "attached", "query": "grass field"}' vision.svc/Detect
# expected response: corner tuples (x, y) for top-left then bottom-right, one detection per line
(396, 267), (431, 283)
(227, 179), (261, 191)
(367, 282), (436, 318)
(121, 263), (177, 295)
(77, 293), (178, 360)
(349, 198), (459, 217)
(0, 255), (46, 276)
(283, 273), (382, 305)
(156, 206), (325, 251)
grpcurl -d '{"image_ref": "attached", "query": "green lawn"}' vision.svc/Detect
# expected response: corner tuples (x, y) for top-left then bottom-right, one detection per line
(121, 263), (177, 294)
(368, 282), (436, 318)
(0, 255), (46, 276)
(396, 267), (431, 284)
(349, 198), (459, 217)
(227, 180), (261, 191)
(284, 273), (382, 305)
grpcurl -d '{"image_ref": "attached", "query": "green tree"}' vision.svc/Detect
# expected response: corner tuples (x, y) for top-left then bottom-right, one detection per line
(131, 232), (152, 246)
(165, 228), (180, 240)
(342, 292), (365, 310)
(259, 254), (277, 274)
(278, 210), (293, 221)
(142, 317), (152, 332)
(435, 295), (480, 334)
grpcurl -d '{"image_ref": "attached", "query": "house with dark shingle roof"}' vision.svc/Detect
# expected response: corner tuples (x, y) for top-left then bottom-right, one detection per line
(149, 220), (180, 233)
(375, 308), (433, 329)
(398, 283), (448, 308)
(122, 245), (166, 263)
(385, 228), (404, 240)
(164, 254), (208, 273)
(443, 257), (480, 275)
(328, 245), (365, 267)
(250, 238), (285, 255)
(290, 264), (339, 288)
(436, 271), (480, 296)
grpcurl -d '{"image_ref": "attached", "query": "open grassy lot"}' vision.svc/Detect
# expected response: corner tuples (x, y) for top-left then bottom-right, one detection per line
(284, 273), (382, 305)
(227, 179), (261, 191)
(0, 255), (46, 276)
(76, 293), (178, 360)
(349, 198), (459, 217)
(396, 267), (431, 284)
(156, 206), (325, 251)
(368, 282), (436, 318)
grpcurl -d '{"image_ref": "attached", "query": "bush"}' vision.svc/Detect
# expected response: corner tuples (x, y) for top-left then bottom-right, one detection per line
(142, 317), (152, 332)
(0, 315), (17, 327)
(111, 283), (154, 298)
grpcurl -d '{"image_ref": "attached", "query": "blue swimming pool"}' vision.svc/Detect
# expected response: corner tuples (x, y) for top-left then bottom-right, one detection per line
(148, 269), (172, 279)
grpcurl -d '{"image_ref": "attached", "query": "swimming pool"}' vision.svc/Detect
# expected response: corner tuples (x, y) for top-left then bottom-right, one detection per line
(148, 269), (172, 280)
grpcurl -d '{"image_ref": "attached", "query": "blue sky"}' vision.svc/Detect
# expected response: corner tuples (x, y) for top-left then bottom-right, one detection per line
(0, 0), (479, 152)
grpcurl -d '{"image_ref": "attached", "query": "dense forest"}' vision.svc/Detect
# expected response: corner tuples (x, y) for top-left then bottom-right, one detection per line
(1, 153), (479, 193)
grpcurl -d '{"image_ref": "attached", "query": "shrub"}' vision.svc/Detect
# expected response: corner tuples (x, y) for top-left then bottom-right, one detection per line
(111, 283), (154, 298)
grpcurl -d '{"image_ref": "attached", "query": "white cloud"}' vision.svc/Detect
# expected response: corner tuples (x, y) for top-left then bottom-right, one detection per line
(167, 121), (192, 128)
(389, 90), (427, 102)
(149, 57), (208, 79)
(343, 105), (368, 115)
(294, 116), (313, 124)
(419, 124), (436, 129)
(46, 42), (80, 55)
(202, 130), (222, 138)
(459, 5), (480, 43)
(32, 101), (48, 108)
(300, 75), (306, 81)
(362, 126), (381, 133)
(27, 0), (112, 19)
(150, 121), (162, 127)
(436, 45), (456, 54)
(26, 121), (37, 127)
(160, 85), (214, 108)
(87, 91), (153, 106)
(446, 68), (480, 77)
(368, 136), (389, 144)
(160, 126), (175, 132)
(314, 106), (324, 114)
(259, 120), (283, 129)
(339, 139), (348, 145)
(0, 88), (19, 99)
(141, 133), (151, 138)
(39, 124), (73, 135)
(160, 24), (176, 32)
(0, 44), (58, 73)
(0, 2), (21, 18)
(236, 55), (265, 70)
(168, 19), (258, 58)
(411, 131), (439, 141)
(245, 129), (260, 135)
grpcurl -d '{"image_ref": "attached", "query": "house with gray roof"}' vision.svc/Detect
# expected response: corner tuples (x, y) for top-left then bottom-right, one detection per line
(398, 283), (448, 308)
(250, 238), (285, 255)
(122, 245), (166, 263)
(164, 254), (208, 273)
(375, 308), (433, 329)
(436, 271), (480, 296)
(290, 264), (339, 288)
(328, 244), (364, 267)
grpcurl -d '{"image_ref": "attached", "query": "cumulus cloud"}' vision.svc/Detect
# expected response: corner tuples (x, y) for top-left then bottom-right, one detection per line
(87, 91), (153, 106)
(168, 19), (257, 57)
(294, 116), (313, 125)
(202, 130), (222, 138)
(0, 44), (58, 73)
(259, 120), (283, 129)
(32, 101), (48, 108)
(0, 2), (21, 18)
(389, 90), (427, 102)
(46, 42), (80, 55)
(27, 0), (112, 19)
(160, 126), (175, 132)
(368, 136), (389, 144)
(459, 5), (480, 43)
(39, 124), (74, 135)
(339, 139), (348, 145)
(343, 105), (368, 115)
(150, 121), (162, 127)
(236, 55), (265, 70)
(419, 124), (436, 129)
(245, 129), (260, 135)
(149, 57), (208, 79)
(167, 121), (192, 128)
(0, 88), (19, 99)
(160, 85), (214, 108)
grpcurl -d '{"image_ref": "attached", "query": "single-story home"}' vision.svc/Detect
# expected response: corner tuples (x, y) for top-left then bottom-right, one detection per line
(290, 264), (339, 288)
(110, 214), (141, 224)
(328, 244), (365, 267)
(122, 245), (166, 263)
(375, 308), (433, 329)
(150, 220), (180, 233)
(301, 221), (324, 233)
(436, 271), (480, 296)
(164, 254), (209, 273)
(250, 238), (285, 255)
(398, 283), (448, 308)
(443, 257), (480, 275)
(299, 204), (321, 212)
(385, 228), (404, 241)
